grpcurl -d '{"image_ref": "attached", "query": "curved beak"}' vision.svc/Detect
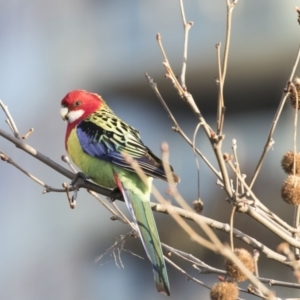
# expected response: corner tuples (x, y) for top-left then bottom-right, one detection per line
(60, 107), (69, 121)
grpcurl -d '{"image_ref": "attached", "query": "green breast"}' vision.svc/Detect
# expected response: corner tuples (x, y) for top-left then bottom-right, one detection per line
(67, 128), (116, 188)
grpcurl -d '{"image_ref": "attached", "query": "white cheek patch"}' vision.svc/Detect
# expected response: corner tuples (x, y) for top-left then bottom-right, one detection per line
(67, 109), (84, 123)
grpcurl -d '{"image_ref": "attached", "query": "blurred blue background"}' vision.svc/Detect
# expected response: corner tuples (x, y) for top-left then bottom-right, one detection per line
(1, 0), (300, 299)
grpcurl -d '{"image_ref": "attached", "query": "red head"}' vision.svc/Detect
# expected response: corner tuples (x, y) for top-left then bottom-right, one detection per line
(60, 90), (104, 149)
(60, 90), (103, 124)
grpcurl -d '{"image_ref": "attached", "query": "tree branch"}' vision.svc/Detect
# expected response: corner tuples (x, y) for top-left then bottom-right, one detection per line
(0, 127), (119, 198)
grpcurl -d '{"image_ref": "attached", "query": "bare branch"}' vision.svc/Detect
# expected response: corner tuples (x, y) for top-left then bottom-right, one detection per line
(0, 100), (20, 138)
(165, 245), (300, 292)
(178, 0), (193, 90)
(145, 73), (234, 200)
(123, 152), (273, 297)
(62, 182), (76, 209)
(164, 256), (211, 289)
(227, 160), (300, 237)
(232, 139), (243, 194)
(22, 128), (34, 140)
(192, 122), (203, 202)
(216, 43), (225, 134)
(87, 190), (126, 223)
(155, 34), (236, 199)
(1, 1), (300, 297)
(145, 73), (221, 180)
(222, 0), (238, 83)
(123, 152), (217, 251)
(94, 232), (140, 268)
(0, 127), (118, 198)
(0, 126), (294, 271)
(0, 150), (66, 193)
(153, 203), (291, 267)
(61, 155), (78, 173)
(230, 206), (236, 251)
(250, 44), (300, 188)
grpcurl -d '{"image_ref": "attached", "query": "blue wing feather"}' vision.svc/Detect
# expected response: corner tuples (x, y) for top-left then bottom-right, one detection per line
(76, 118), (173, 181)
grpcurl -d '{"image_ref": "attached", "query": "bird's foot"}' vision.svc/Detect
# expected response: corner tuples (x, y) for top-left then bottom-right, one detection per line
(64, 172), (89, 209)
(109, 187), (123, 202)
(71, 172), (88, 188)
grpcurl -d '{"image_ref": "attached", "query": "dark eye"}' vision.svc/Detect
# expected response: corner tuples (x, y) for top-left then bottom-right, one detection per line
(74, 101), (82, 107)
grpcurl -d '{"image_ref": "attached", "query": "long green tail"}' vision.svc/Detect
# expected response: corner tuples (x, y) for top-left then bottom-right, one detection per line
(116, 175), (170, 296)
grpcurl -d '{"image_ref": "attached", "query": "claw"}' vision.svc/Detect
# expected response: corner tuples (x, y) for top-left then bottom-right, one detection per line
(70, 195), (76, 209)
(109, 187), (123, 202)
(62, 172), (88, 209)
(71, 172), (88, 188)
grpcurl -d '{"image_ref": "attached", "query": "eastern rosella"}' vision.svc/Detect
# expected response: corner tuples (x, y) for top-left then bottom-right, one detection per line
(60, 90), (179, 296)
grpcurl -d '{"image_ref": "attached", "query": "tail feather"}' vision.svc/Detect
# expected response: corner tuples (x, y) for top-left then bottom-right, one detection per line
(116, 176), (170, 296)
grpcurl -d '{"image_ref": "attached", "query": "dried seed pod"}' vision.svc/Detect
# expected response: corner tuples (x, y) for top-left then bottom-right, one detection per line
(223, 153), (232, 162)
(281, 151), (300, 175)
(225, 248), (255, 282)
(210, 282), (238, 300)
(277, 242), (290, 255)
(282, 175), (300, 205)
(289, 77), (300, 109)
(193, 199), (204, 214)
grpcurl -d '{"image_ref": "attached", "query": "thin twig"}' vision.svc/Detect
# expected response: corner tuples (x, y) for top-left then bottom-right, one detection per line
(227, 160), (299, 234)
(291, 81), (300, 259)
(253, 250), (260, 278)
(145, 73), (221, 180)
(247, 206), (300, 249)
(250, 44), (300, 188)
(0, 150), (69, 193)
(0, 100), (20, 138)
(232, 138), (242, 194)
(87, 190), (125, 223)
(153, 202), (291, 267)
(156, 33), (203, 120)
(216, 43), (225, 135)
(0, 129), (294, 268)
(166, 256), (257, 299)
(0, 128), (115, 197)
(161, 143), (224, 248)
(161, 143), (193, 214)
(294, 205), (300, 259)
(215, 0), (238, 135)
(22, 128), (34, 140)
(214, 140), (233, 198)
(111, 201), (136, 229)
(230, 206), (236, 251)
(164, 244), (300, 291)
(62, 182), (76, 208)
(145, 72), (233, 199)
(61, 155), (78, 173)
(94, 232), (139, 268)
(179, 0), (193, 90)
(157, 34), (234, 197)
(164, 256), (211, 289)
(0, 129), (291, 267)
(192, 122), (203, 204)
(123, 152), (216, 251)
(123, 153), (273, 298)
(222, 0), (238, 82)
(292, 82), (299, 176)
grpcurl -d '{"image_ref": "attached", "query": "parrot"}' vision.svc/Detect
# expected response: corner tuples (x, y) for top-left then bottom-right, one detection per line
(60, 90), (180, 296)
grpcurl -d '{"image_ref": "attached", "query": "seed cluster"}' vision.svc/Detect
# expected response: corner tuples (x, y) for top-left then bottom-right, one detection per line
(225, 248), (255, 282)
(210, 282), (238, 300)
(289, 77), (300, 110)
(281, 151), (300, 205)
